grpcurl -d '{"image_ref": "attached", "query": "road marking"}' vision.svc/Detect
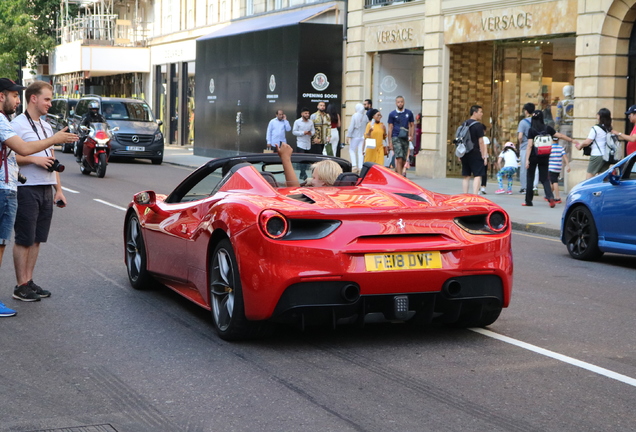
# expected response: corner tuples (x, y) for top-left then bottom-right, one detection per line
(471, 328), (636, 388)
(62, 186), (79, 194)
(525, 222), (546, 225)
(513, 231), (561, 242)
(94, 199), (127, 212)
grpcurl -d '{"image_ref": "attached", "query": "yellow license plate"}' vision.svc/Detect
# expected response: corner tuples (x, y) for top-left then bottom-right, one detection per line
(364, 251), (442, 272)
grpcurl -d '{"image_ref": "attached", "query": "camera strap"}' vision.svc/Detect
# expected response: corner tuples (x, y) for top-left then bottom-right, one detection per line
(0, 110), (11, 183)
(24, 111), (50, 157)
(25, 111), (48, 140)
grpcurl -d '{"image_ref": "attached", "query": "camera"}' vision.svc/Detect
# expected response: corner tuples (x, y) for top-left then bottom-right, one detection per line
(17, 172), (27, 184)
(47, 159), (65, 173)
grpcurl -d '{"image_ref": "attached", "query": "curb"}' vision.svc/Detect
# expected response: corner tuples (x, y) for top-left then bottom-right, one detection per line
(510, 221), (561, 238)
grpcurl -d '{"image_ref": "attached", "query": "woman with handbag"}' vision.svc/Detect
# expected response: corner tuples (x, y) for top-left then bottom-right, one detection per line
(576, 108), (615, 179)
(363, 109), (387, 165)
(524, 111), (577, 207)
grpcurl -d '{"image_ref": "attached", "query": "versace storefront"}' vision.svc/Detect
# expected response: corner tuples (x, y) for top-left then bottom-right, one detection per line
(443, 2), (577, 179)
(346, 0), (636, 189)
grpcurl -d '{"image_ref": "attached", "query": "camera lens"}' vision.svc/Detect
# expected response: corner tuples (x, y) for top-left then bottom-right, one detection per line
(47, 159), (65, 173)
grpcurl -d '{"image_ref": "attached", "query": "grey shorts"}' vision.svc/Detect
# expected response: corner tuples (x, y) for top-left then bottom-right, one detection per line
(587, 156), (610, 175)
(392, 137), (409, 159)
(0, 189), (18, 244)
(14, 185), (54, 247)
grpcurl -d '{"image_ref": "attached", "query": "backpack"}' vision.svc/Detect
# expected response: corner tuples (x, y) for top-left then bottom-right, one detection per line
(533, 129), (553, 156)
(453, 121), (479, 158)
(592, 126), (620, 163)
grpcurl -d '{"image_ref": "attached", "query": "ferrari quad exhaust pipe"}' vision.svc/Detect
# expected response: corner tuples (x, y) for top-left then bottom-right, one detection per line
(341, 284), (361, 302)
(443, 279), (462, 297)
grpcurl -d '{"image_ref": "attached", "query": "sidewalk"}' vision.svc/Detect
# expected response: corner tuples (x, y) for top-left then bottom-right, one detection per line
(162, 145), (563, 238)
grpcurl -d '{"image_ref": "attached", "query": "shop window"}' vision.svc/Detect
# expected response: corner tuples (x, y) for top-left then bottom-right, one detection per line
(492, 37), (575, 157)
(365, 0), (417, 9)
(371, 51), (423, 119)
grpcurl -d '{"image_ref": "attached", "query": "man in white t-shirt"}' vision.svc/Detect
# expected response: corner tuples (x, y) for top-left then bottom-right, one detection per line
(0, 78), (76, 315)
(11, 81), (67, 302)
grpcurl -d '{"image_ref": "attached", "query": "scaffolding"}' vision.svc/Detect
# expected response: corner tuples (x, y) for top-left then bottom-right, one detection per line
(57, 0), (149, 47)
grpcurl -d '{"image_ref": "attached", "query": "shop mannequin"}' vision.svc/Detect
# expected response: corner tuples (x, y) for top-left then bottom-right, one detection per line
(555, 85), (574, 139)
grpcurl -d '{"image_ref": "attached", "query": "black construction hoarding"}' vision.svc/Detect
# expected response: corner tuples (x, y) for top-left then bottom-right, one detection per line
(194, 22), (343, 158)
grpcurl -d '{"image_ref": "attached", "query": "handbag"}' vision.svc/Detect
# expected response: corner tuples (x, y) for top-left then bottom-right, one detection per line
(365, 138), (376, 149)
(398, 127), (408, 139)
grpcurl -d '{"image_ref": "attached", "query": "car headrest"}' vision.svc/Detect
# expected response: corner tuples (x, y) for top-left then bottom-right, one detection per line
(260, 171), (279, 188)
(358, 162), (377, 180)
(333, 172), (360, 186)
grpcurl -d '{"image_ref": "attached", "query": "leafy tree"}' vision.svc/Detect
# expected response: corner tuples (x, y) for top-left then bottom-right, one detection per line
(0, 0), (74, 79)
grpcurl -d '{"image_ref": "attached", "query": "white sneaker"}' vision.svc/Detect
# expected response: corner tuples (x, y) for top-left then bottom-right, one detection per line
(480, 187), (487, 195)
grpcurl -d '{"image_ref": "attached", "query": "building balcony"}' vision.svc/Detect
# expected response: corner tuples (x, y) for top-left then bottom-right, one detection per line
(364, 0), (415, 8)
(57, 14), (149, 47)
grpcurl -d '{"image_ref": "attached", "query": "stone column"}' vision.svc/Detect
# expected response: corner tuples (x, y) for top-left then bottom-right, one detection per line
(569, 0), (629, 191)
(342, 0), (366, 164)
(416, 0), (446, 178)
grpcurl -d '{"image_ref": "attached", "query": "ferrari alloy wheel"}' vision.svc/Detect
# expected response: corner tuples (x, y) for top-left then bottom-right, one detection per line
(125, 215), (152, 289)
(564, 206), (603, 261)
(210, 239), (258, 340)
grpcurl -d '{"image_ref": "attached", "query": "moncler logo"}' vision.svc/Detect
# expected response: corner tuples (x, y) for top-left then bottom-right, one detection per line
(311, 73), (329, 91)
(269, 75), (276, 92)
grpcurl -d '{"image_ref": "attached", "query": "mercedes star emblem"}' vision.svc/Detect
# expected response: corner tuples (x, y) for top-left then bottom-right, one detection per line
(132, 135), (139, 143)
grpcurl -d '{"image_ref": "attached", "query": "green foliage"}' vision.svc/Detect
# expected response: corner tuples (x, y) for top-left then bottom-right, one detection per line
(0, 0), (63, 79)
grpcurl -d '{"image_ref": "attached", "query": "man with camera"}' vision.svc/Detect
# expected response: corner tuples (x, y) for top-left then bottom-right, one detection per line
(10, 81), (66, 302)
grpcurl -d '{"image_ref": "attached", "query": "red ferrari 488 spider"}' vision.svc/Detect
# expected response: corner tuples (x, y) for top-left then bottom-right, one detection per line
(124, 153), (513, 340)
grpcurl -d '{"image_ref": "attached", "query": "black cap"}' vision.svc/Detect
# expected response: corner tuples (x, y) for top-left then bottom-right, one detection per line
(626, 105), (636, 115)
(0, 78), (26, 92)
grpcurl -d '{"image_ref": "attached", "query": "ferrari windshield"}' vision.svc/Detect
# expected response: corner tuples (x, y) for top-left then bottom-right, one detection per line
(101, 101), (154, 122)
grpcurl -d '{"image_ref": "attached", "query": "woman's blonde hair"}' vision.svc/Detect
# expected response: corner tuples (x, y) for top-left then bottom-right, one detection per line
(311, 160), (342, 186)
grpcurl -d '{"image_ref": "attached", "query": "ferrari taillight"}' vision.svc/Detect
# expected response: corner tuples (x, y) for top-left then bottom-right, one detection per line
(259, 210), (288, 239)
(454, 210), (509, 235)
(487, 211), (507, 233)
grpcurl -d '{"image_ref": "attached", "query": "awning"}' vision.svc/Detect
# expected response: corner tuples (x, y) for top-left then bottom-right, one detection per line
(197, 3), (338, 41)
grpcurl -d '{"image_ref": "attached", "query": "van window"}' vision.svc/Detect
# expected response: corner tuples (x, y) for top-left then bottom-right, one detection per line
(75, 99), (89, 117)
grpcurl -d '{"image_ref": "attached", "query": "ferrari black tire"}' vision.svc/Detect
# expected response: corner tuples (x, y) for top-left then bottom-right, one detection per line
(451, 301), (502, 328)
(210, 239), (264, 340)
(564, 206), (603, 261)
(96, 153), (107, 178)
(125, 215), (152, 290)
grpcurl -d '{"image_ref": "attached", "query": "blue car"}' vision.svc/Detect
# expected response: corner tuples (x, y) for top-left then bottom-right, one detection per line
(561, 151), (636, 260)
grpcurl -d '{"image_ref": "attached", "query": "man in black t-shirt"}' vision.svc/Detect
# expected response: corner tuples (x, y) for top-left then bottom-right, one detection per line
(459, 105), (488, 194)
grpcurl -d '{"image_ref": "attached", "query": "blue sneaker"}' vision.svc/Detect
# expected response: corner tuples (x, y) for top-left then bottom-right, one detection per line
(0, 301), (17, 317)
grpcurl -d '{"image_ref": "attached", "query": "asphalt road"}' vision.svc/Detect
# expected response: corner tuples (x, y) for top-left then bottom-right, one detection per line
(1, 151), (634, 432)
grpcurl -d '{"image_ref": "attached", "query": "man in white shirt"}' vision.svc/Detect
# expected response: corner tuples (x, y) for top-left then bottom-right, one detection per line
(11, 81), (67, 302)
(0, 78), (76, 314)
(292, 107), (315, 181)
(266, 109), (291, 151)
